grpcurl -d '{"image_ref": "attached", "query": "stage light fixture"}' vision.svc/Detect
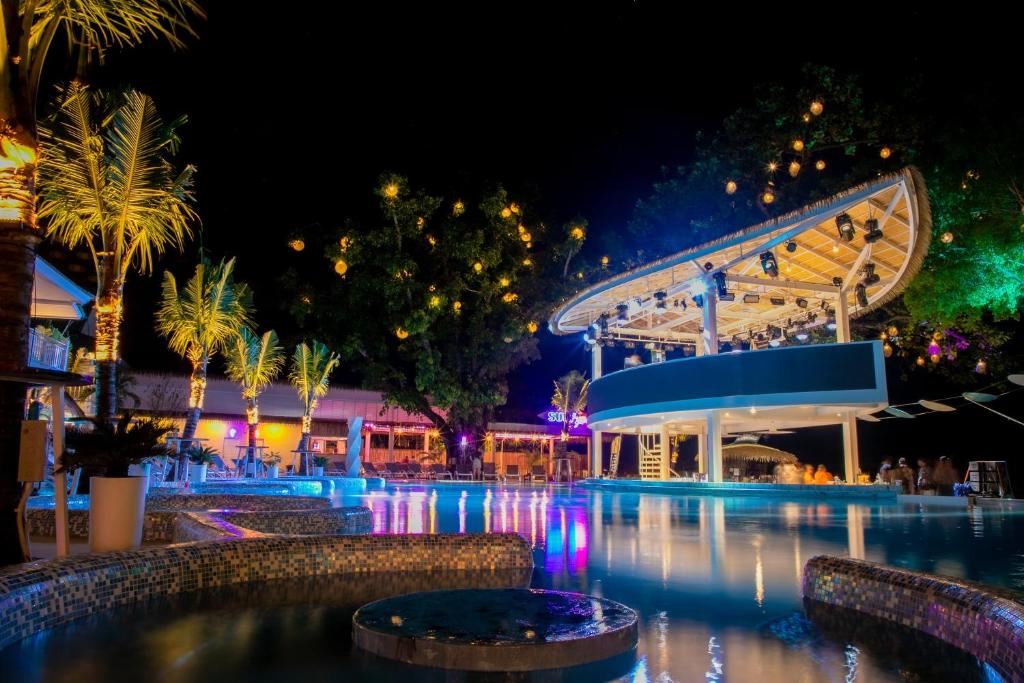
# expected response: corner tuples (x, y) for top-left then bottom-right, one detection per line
(654, 291), (667, 310)
(713, 271), (728, 297)
(832, 276), (843, 287)
(795, 297), (808, 309)
(770, 297), (785, 306)
(742, 293), (760, 304)
(693, 294), (704, 308)
(616, 303), (628, 321)
(862, 262), (880, 285)
(785, 240), (798, 253)
(835, 212), (855, 242)
(863, 218), (884, 244)
(759, 250), (779, 277)
(855, 283), (869, 307)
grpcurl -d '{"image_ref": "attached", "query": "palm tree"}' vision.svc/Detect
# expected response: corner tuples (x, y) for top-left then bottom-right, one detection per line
(289, 341), (340, 467)
(156, 257), (252, 441)
(551, 370), (589, 446)
(224, 328), (284, 449)
(0, 0), (202, 567)
(38, 82), (198, 422)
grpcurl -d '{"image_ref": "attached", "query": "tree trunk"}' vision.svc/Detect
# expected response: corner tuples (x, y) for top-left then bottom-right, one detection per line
(181, 358), (208, 441)
(0, 144), (39, 565)
(296, 413), (311, 475)
(246, 397), (259, 448)
(93, 269), (124, 424)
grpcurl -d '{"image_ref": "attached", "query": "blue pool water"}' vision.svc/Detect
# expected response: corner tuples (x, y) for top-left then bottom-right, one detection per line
(7, 483), (1024, 682)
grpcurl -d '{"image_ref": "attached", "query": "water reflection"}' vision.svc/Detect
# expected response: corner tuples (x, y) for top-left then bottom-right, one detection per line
(339, 484), (1024, 682)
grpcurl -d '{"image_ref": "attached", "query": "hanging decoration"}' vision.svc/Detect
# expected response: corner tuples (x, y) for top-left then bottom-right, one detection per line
(725, 180), (737, 195)
(395, 327), (409, 340)
(289, 239), (305, 252)
(809, 101), (824, 116)
(453, 200), (465, 216)
(334, 259), (348, 276)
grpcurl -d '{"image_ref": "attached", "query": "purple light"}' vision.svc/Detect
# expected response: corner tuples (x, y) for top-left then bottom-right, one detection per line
(460, 435), (468, 447)
(228, 427), (237, 439)
(927, 342), (941, 356)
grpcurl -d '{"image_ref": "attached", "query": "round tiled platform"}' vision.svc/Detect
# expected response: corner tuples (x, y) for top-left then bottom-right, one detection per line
(352, 588), (638, 671)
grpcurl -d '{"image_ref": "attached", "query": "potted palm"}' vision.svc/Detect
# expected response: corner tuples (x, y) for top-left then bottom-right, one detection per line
(264, 451), (282, 479)
(187, 446), (218, 483)
(312, 455), (329, 477)
(59, 413), (173, 552)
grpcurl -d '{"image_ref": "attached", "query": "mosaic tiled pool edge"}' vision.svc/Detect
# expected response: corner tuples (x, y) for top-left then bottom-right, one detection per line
(803, 555), (1024, 682)
(0, 532), (533, 650)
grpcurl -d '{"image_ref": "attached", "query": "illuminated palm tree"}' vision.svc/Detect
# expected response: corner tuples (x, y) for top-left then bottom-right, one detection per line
(551, 370), (589, 445)
(289, 341), (339, 467)
(224, 328), (284, 448)
(156, 257), (252, 441)
(0, 0), (203, 566)
(38, 82), (198, 421)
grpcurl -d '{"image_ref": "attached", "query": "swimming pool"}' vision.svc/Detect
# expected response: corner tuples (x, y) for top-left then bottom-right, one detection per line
(5, 483), (1023, 681)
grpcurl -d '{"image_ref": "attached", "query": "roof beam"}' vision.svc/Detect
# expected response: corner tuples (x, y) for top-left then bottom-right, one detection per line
(725, 273), (840, 295)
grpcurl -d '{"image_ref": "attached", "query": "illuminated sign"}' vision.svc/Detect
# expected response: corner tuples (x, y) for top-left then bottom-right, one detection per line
(545, 411), (588, 430)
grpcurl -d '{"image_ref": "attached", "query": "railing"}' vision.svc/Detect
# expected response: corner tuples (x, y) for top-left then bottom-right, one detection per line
(27, 328), (70, 372)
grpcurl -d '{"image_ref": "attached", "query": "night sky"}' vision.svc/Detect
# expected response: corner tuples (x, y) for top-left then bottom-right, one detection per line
(38, 4), (1023, 481)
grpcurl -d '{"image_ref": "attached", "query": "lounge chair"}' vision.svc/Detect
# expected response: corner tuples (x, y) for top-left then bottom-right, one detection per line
(482, 462), (498, 481)
(406, 462), (425, 479)
(504, 464), (522, 483)
(531, 465), (547, 483)
(455, 459), (474, 480)
(361, 462), (381, 478)
(428, 463), (452, 480)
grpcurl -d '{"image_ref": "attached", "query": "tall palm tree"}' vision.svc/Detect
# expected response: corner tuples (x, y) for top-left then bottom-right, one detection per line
(0, 0), (202, 566)
(551, 370), (589, 445)
(156, 257), (252, 441)
(224, 328), (284, 449)
(38, 82), (198, 422)
(289, 340), (340, 462)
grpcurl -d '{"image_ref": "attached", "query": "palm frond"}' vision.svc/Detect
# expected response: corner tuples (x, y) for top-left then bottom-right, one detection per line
(289, 340), (340, 412)
(225, 328), (284, 399)
(31, 1), (205, 52)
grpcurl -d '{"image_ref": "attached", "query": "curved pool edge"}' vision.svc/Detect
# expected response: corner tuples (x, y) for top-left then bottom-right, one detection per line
(0, 532), (534, 650)
(577, 478), (900, 500)
(802, 555), (1024, 681)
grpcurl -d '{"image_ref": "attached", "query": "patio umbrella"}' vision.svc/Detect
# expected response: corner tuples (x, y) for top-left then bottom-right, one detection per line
(722, 443), (798, 466)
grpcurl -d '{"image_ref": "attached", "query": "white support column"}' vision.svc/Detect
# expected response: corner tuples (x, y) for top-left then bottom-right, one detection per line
(386, 426), (395, 462)
(841, 413), (860, 483)
(590, 343), (603, 478)
(835, 291), (851, 343)
(701, 290), (719, 355)
(697, 424), (707, 477)
(706, 411), (723, 482)
(50, 383), (69, 557)
(659, 423), (671, 480)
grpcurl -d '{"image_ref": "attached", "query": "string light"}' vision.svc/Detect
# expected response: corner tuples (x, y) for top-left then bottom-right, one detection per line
(339, 236), (351, 251)
(453, 301), (462, 312)
(788, 161), (801, 177)
(383, 183), (399, 199)
(395, 327), (409, 340)
(522, 258), (533, 267)
(930, 353), (940, 364)
(473, 261), (483, 273)
(427, 234), (437, 246)
(883, 342), (893, 358)
(815, 159), (826, 171)
(761, 187), (776, 204)
(500, 207), (512, 218)
(975, 359), (987, 374)
(509, 202), (521, 214)
(809, 101), (824, 116)
(570, 226), (585, 240)
(916, 356), (926, 366)
(575, 271), (584, 280)
(288, 239), (305, 251)
(429, 295), (441, 308)
(334, 259), (348, 276)
(499, 276), (510, 287)
(766, 161), (779, 173)
(791, 139), (805, 152)
(527, 321), (539, 334)
(600, 255), (609, 267)
(453, 200), (465, 216)
(887, 325), (899, 337)
(941, 231), (954, 244)
(502, 292), (519, 303)
(520, 232), (532, 242)
(802, 112), (812, 123)
(725, 180), (737, 195)
(879, 147), (892, 159)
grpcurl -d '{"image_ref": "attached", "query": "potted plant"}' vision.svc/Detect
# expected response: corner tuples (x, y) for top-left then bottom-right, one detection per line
(59, 413), (173, 552)
(127, 458), (155, 494)
(187, 446), (218, 483)
(312, 455), (329, 477)
(264, 451), (282, 479)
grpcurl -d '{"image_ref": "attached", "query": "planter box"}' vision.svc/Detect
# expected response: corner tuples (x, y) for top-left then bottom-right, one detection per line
(89, 476), (147, 552)
(188, 463), (208, 484)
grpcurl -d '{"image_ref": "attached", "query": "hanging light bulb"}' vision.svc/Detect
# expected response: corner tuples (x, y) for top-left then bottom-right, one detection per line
(452, 200), (465, 216)
(761, 187), (776, 204)
(887, 325), (899, 337)
(500, 207), (512, 218)
(791, 139), (805, 152)
(600, 255), (610, 267)
(879, 146), (892, 159)
(452, 301), (462, 312)
(395, 327), (409, 340)
(334, 259), (348, 276)
(815, 159), (826, 171)
(809, 101), (824, 116)
(725, 180), (737, 195)
(941, 231), (954, 244)
(527, 321), (539, 334)
(520, 232), (532, 242)
(802, 112), (812, 123)
(473, 261), (483, 273)
(288, 239), (305, 252)
(916, 356), (926, 367)
(883, 342), (893, 358)
(788, 161), (801, 177)
(930, 353), (940, 364)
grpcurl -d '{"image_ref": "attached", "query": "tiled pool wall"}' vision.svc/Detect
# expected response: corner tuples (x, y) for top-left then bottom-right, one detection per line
(0, 532), (533, 649)
(803, 555), (1024, 681)
(579, 479), (901, 499)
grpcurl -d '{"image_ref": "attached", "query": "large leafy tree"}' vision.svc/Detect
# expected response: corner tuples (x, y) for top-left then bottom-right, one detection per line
(224, 328), (284, 449)
(156, 257), (252, 441)
(0, 0), (202, 566)
(288, 340), (339, 462)
(286, 176), (587, 462)
(39, 82), (198, 421)
(627, 64), (1024, 379)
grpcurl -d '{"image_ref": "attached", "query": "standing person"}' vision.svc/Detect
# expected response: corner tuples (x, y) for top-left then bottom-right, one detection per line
(917, 458), (934, 493)
(878, 457), (893, 483)
(895, 458), (916, 494)
(803, 464), (815, 484)
(472, 453), (482, 481)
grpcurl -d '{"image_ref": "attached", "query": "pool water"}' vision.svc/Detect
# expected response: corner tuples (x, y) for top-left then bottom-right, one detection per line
(5, 484), (1023, 682)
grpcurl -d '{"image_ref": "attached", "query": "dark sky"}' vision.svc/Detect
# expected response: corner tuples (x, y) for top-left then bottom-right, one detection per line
(39, 3), (1024, 479)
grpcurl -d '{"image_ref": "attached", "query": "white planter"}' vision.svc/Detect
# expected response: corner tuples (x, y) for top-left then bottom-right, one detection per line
(188, 463), (208, 483)
(313, 466), (325, 477)
(267, 464), (279, 479)
(127, 463), (152, 494)
(89, 476), (148, 553)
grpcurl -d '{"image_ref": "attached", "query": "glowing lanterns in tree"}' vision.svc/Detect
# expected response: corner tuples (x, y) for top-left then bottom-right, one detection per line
(809, 101), (824, 116)
(334, 259), (348, 276)
(429, 294), (441, 308)
(383, 183), (399, 199)
(473, 261), (483, 273)
(500, 207), (513, 218)
(879, 146), (892, 159)
(725, 180), (737, 195)
(802, 112), (812, 123)
(416, 216), (425, 228)
(575, 271), (584, 280)
(339, 236), (351, 251)
(791, 139), (805, 152)
(520, 231), (532, 242)
(916, 356), (926, 367)
(600, 255), (610, 267)
(502, 292), (519, 303)
(453, 200), (465, 216)
(761, 187), (776, 204)
(452, 301), (462, 313)
(427, 234), (437, 246)
(570, 225), (585, 240)
(499, 276), (510, 287)
(930, 353), (940, 364)
(883, 342), (893, 357)
(887, 325), (899, 337)
(522, 258), (533, 267)
(766, 161), (779, 173)
(395, 327), (409, 340)
(815, 159), (826, 171)
(788, 161), (801, 177)
(941, 231), (954, 244)
(289, 239), (305, 252)
(527, 321), (539, 334)
(509, 202), (520, 214)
